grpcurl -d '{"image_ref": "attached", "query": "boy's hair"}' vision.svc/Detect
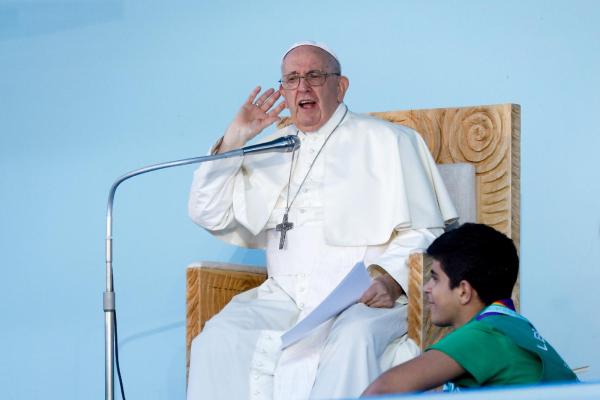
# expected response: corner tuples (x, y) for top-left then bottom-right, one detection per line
(426, 223), (519, 305)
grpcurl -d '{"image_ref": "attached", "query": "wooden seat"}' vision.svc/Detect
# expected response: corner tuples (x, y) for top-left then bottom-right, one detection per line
(186, 103), (521, 376)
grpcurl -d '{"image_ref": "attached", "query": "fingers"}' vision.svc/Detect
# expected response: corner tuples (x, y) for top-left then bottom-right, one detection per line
(228, 86), (284, 141)
(246, 86), (262, 105)
(368, 297), (394, 308)
(367, 294), (394, 308)
(267, 100), (286, 118)
(255, 88), (277, 108)
(360, 285), (376, 304)
(247, 87), (284, 111)
(361, 281), (395, 308)
(247, 87), (275, 108)
(257, 90), (285, 119)
(366, 294), (394, 308)
(256, 101), (287, 131)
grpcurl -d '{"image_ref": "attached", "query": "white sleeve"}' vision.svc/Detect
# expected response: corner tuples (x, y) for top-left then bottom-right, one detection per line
(368, 228), (443, 294)
(187, 143), (244, 231)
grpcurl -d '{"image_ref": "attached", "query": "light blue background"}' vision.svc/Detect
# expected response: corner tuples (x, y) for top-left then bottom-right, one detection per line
(1, 1), (599, 398)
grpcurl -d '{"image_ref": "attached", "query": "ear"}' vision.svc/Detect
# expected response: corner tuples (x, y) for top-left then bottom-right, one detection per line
(279, 84), (290, 106)
(456, 280), (475, 305)
(337, 76), (349, 102)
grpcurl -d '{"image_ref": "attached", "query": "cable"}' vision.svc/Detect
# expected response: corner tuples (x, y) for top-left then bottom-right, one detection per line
(111, 273), (126, 400)
(113, 310), (126, 400)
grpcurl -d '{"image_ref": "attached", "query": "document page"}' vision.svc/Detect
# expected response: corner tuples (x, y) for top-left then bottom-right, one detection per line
(281, 262), (372, 349)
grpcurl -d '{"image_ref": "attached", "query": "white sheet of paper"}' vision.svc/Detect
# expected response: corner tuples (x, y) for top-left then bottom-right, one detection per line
(280, 261), (372, 349)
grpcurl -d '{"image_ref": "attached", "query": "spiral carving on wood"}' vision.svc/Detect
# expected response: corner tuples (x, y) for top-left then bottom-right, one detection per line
(374, 104), (520, 316)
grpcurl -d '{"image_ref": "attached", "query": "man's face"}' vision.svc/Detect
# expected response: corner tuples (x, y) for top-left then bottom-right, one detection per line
(424, 260), (462, 328)
(280, 46), (349, 132)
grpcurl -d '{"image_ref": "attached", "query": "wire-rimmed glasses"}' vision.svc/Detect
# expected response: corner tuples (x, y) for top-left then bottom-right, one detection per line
(279, 71), (341, 90)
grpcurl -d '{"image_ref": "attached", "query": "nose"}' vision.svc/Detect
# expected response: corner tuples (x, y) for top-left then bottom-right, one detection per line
(424, 279), (433, 293)
(297, 76), (312, 91)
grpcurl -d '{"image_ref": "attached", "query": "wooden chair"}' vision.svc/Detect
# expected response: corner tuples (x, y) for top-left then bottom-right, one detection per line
(186, 103), (521, 375)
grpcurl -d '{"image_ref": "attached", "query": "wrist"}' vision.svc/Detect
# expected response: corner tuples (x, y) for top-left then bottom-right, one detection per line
(219, 129), (248, 153)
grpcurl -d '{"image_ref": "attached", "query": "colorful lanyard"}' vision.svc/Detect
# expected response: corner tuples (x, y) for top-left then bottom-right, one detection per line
(476, 298), (527, 322)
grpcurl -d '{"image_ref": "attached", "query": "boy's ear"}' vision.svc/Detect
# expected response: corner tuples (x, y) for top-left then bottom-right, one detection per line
(456, 280), (476, 305)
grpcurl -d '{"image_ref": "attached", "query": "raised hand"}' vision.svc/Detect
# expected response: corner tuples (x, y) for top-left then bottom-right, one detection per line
(218, 86), (287, 153)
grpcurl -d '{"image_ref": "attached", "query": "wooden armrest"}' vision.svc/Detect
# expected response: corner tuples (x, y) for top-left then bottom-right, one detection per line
(186, 262), (267, 376)
(407, 252), (452, 350)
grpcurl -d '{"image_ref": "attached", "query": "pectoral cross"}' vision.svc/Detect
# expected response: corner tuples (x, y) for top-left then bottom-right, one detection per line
(276, 212), (294, 250)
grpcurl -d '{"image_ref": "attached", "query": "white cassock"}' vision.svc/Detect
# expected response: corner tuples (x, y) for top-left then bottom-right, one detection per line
(187, 104), (457, 400)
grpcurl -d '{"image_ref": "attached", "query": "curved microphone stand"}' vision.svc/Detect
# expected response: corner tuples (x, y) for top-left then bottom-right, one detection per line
(104, 136), (299, 400)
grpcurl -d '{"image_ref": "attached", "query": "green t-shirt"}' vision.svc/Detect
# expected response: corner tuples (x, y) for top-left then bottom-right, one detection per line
(428, 319), (543, 389)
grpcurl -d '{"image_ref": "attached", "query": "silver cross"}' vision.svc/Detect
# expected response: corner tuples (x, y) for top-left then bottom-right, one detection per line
(276, 213), (294, 250)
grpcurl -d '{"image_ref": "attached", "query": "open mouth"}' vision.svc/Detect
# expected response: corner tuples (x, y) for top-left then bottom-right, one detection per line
(298, 99), (317, 109)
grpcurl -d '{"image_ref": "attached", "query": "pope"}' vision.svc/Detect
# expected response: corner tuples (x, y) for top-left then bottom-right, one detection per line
(187, 40), (457, 400)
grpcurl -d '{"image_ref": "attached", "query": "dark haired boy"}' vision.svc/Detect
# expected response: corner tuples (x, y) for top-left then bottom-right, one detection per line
(362, 223), (577, 396)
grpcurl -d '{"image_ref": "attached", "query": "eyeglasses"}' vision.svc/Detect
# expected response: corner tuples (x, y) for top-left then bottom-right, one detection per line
(279, 71), (341, 90)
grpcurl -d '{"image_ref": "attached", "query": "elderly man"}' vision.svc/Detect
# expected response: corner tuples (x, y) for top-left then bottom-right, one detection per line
(187, 41), (457, 400)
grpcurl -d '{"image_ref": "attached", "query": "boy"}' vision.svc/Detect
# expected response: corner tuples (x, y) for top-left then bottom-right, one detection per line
(362, 223), (578, 395)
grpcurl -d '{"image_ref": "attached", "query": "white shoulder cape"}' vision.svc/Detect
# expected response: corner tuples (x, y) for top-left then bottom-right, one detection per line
(209, 110), (457, 248)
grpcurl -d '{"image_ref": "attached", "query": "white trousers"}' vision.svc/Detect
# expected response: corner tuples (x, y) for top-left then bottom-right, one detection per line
(187, 278), (419, 400)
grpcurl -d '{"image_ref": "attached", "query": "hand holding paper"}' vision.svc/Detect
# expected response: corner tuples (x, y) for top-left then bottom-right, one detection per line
(281, 262), (372, 349)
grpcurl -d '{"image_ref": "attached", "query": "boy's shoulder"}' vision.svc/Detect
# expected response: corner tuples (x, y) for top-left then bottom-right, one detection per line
(428, 318), (543, 389)
(430, 319), (504, 352)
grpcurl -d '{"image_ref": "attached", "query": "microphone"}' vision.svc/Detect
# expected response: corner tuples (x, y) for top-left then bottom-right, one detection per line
(238, 135), (300, 156)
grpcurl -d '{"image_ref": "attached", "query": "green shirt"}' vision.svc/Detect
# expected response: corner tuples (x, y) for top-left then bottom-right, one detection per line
(428, 319), (543, 389)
